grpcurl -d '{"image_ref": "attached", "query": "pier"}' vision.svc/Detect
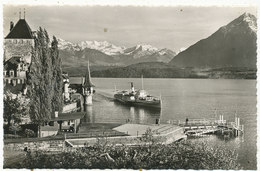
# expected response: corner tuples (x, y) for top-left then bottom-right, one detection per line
(65, 124), (186, 147)
(168, 115), (244, 137)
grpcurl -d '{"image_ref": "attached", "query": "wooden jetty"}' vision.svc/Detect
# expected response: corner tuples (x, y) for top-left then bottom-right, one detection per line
(167, 115), (244, 137)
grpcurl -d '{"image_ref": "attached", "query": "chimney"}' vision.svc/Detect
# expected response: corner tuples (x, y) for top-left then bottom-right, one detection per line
(55, 111), (59, 118)
(10, 21), (14, 31)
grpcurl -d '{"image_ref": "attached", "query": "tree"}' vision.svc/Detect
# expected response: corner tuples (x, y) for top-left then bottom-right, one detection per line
(51, 36), (63, 113)
(24, 129), (35, 137)
(27, 28), (63, 134)
(4, 92), (26, 132)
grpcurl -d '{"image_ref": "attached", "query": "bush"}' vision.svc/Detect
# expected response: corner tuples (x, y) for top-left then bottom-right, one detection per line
(24, 129), (35, 138)
(9, 125), (22, 133)
(15, 140), (241, 169)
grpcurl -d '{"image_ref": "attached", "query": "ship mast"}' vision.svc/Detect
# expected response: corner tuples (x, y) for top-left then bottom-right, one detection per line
(87, 60), (91, 84)
(141, 75), (144, 90)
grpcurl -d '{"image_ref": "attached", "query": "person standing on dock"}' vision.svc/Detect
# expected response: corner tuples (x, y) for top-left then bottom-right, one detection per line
(186, 118), (189, 125)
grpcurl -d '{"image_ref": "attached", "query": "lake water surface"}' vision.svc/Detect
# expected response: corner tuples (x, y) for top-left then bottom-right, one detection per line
(72, 77), (256, 169)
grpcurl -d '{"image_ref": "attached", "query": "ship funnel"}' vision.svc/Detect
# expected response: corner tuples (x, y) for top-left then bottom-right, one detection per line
(130, 82), (135, 92)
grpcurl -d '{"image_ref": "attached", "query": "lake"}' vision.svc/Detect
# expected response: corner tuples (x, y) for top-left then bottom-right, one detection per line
(71, 77), (256, 169)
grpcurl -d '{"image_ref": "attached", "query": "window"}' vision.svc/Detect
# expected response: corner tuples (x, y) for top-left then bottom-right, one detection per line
(68, 121), (70, 126)
(20, 40), (23, 44)
(3, 71), (6, 76)
(14, 40), (17, 44)
(11, 79), (16, 86)
(10, 70), (14, 77)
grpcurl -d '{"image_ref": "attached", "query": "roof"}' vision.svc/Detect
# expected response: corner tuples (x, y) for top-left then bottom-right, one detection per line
(83, 67), (95, 88)
(63, 75), (69, 80)
(4, 57), (22, 70)
(51, 112), (86, 121)
(5, 19), (33, 39)
(82, 61), (95, 88)
(5, 56), (21, 64)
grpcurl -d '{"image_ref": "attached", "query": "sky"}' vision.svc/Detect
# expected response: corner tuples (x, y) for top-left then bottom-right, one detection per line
(3, 5), (257, 51)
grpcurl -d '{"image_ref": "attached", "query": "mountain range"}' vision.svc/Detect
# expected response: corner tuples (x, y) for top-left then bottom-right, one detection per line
(58, 39), (177, 67)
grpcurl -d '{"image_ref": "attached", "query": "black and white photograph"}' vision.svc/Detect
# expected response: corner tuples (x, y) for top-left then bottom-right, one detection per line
(1, 1), (258, 170)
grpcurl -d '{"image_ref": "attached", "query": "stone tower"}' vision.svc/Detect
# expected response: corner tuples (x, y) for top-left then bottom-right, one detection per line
(4, 18), (34, 64)
(4, 13), (34, 88)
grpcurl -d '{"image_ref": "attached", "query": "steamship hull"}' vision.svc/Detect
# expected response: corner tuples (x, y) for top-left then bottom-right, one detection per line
(114, 94), (161, 109)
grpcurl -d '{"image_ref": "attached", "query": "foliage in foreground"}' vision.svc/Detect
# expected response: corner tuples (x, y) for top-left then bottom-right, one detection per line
(15, 140), (240, 170)
(3, 92), (27, 132)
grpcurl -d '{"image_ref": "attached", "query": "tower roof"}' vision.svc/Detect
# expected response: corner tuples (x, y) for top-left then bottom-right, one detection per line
(83, 61), (95, 88)
(5, 19), (33, 39)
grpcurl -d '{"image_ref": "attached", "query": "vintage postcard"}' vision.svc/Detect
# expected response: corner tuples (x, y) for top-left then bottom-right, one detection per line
(1, 0), (259, 170)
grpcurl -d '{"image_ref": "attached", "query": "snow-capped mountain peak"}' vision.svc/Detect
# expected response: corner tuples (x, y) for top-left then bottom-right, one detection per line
(57, 38), (81, 51)
(57, 38), (126, 55)
(57, 38), (176, 62)
(78, 40), (126, 55)
(124, 44), (173, 59)
(135, 44), (159, 52)
(241, 12), (257, 33)
(221, 12), (257, 35)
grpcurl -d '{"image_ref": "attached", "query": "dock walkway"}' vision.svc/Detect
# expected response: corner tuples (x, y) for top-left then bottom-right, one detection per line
(168, 115), (244, 137)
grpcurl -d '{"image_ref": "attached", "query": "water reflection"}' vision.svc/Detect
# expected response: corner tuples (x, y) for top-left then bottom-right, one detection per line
(138, 108), (145, 123)
(130, 107), (135, 121)
(113, 101), (162, 124)
(82, 100), (161, 124)
(83, 105), (95, 123)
